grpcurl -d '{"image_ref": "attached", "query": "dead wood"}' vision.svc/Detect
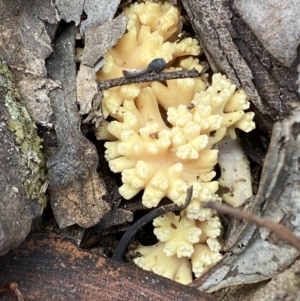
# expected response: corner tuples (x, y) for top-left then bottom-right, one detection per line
(0, 91), (36, 256)
(46, 23), (110, 228)
(0, 232), (216, 301)
(0, 58), (44, 255)
(0, 0), (59, 124)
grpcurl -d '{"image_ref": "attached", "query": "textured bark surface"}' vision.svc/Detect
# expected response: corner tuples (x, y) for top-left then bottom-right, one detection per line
(0, 96), (33, 256)
(0, 232), (215, 301)
(0, 59), (43, 255)
(234, 0), (300, 67)
(182, 0), (300, 134)
(0, 0), (59, 124)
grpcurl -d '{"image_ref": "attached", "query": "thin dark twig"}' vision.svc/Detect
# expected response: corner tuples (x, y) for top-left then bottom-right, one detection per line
(98, 66), (208, 90)
(202, 201), (300, 252)
(112, 186), (194, 261)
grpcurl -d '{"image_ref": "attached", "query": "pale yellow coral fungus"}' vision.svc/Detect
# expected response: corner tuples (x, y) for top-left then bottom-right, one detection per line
(101, 73), (254, 220)
(95, 0), (255, 284)
(134, 211), (223, 284)
(97, 1), (204, 118)
(133, 242), (193, 285)
(153, 211), (202, 258)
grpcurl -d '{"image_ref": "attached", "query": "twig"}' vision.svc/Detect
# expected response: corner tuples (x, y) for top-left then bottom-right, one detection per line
(0, 282), (24, 301)
(98, 65), (208, 90)
(202, 202), (300, 252)
(112, 186), (194, 261)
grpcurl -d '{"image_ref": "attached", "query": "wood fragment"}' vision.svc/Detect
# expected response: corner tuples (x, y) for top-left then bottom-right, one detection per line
(0, 232), (216, 301)
(47, 23), (110, 228)
(98, 67), (208, 90)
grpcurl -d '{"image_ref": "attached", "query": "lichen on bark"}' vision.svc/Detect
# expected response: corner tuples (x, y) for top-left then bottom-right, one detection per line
(0, 57), (47, 207)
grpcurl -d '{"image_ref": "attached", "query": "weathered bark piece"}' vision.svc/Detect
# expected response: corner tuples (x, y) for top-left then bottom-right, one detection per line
(0, 58), (45, 255)
(77, 63), (104, 120)
(82, 14), (128, 67)
(54, 0), (84, 25)
(191, 105), (300, 292)
(182, 0), (299, 133)
(46, 24), (109, 229)
(77, 13), (127, 119)
(94, 209), (133, 233)
(0, 0), (60, 124)
(234, 0), (300, 67)
(0, 232), (216, 301)
(80, 0), (122, 36)
(214, 258), (300, 301)
(239, 258), (300, 301)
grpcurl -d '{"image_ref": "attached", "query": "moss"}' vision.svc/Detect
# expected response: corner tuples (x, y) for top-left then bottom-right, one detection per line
(0, 58), (47, 207)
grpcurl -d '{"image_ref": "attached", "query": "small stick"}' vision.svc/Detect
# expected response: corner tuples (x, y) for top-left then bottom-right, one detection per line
(202, 201), (300, 252)
(0, 282), (24, 301)
(112, 186), (193, 261)
(98, 66), (208, 91)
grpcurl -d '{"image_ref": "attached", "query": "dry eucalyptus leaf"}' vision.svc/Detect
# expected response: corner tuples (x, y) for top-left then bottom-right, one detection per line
(213, 256), (300, 301)
(80, 0), (121, 36)
(78, 13), (127, 116)
(47, 24), (109, 229)
(192, 105), (300, 292)
(0, 0), (60, 124)
(234, 0), (300, 67)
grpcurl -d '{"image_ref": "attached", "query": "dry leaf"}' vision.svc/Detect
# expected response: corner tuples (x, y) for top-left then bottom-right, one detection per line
(54, 0), (84, 25)
(77, 13), (127, 117)
(234, 0), (300, 67)
(82, 13), (128, 67)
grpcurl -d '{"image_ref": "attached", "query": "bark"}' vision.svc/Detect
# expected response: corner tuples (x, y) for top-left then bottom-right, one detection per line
(0, 232), (215, 301)
(0, 59), (44, 255)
